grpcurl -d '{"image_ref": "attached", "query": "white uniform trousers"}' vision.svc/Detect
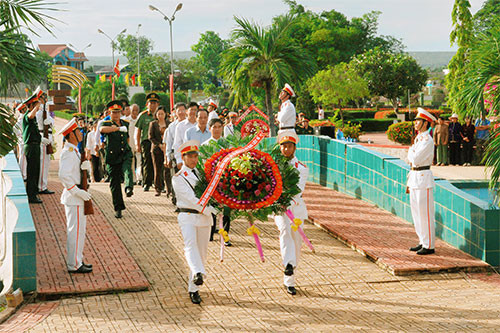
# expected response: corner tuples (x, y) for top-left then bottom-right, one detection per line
(275, 214), (302, 287)
(65, 205), (87, 271)
(410, 188), (435, 249)
(18, 143), (27, 180)
(134, 151), (142, 182)
(39, 144), (50, 191)
(179, 222), (211, 292)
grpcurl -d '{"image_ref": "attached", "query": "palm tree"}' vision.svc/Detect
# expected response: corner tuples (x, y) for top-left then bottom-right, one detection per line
(220, 14), (316, 135)
(457, 20), (500, 191)
(0, 0), (58, 157)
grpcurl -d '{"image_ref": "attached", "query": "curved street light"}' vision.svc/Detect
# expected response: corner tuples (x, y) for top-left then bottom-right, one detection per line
(149, 3), (182, 106)
(97, 28), (127, 68)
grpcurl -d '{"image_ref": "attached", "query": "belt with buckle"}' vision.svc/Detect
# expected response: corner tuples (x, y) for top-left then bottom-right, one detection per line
(177, 208), (200, 214)
(411, 166), (430, 171)
(279, 126), (295, 130)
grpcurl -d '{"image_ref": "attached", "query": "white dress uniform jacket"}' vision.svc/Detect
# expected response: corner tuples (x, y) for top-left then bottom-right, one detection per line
(274, 156), (309, 287)
(59, 143), (84, 206)
(172, 165), (216, 293)
(407, 129), (436, 250)
(277, 100), (296, 131)
(36, 107), (54, 191)
(208, 110), (219, 122)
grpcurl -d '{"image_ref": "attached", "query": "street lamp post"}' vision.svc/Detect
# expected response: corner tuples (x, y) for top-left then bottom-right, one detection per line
(97, 28), (127, 68)
(136, 24), (142, 84)
(149, 3), (182, 108)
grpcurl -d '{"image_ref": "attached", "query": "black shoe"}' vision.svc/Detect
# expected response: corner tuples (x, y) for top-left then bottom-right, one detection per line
(417, 248), (435, 255)
(286, 286), (297, 295)
(409, 244), (423, 252)
(224, 241), (232, 247)
(138, 180), (142, 186)
(189, 291), (202, 304)
(125, 187), (134, 197)
(284, 263), (294, 276)
(115, 210), (122, 218)
(82, 262), (93, 269)
(69, 265), (93, 273)
(193, 272), (203, 286)
(144, 185), (150, 192)
(28, 196), (43, 204)
(39, 189), (54, 195)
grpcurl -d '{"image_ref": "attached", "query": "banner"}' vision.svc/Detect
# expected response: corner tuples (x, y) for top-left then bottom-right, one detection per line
(169, 74), (174, 110)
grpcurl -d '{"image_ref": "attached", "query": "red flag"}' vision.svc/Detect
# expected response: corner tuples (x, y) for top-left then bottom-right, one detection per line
(108, 75), (113, 83)
(169, 74), (174, 110)
(114, 59), (120, 77)
(112, 81), (115, 100)
(131, 74), (136, 86)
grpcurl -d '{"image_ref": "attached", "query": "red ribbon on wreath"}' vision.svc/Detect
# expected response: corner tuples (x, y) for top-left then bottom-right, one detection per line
(235, 105), (269, 125)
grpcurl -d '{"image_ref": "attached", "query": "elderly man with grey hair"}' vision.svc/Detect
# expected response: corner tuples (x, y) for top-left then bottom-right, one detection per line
(126, 103), (142, 184)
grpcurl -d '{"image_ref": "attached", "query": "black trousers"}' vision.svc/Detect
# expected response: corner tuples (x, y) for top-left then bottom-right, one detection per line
(107, 162), (126, 212)
(152, 147), (165, 193)
(141, 140), (154, 187)
(91, 155), (102, 182)
(25, 144), (40, 200)
(449, 142), (461, 165)
(463, 141), (474, 164)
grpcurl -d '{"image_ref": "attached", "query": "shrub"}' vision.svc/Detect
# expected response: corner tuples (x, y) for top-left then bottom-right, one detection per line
(387, 121), (413, 145)
(341, 121), (363, 140)
(131, 92), (146, 110)
(351, 118), (394, 132)
(374, 111), (395, 119)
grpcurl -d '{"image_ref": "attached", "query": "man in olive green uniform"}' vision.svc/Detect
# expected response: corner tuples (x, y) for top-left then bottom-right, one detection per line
(22, 88), (47, 204)
(135, 93), (159, 191)
(100, 101), (134, 218)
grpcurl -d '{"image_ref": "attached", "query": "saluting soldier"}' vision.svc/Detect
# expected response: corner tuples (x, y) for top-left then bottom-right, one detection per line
(277, 84), (297, 133)
(408, 108), (437, 255)
(36, 100), (55, 194)
(100, 101), (134, 218)
(58, 118), (93, 273)
(22, 87), (48, 204)
(135, 93), (160, 191)
(172, 140), (217, 304)
(275, 130), (308, 295)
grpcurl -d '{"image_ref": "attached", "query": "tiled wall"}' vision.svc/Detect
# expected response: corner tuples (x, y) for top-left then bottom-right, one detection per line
(294, 135), (500, 266)
(2, 152), (37, 292)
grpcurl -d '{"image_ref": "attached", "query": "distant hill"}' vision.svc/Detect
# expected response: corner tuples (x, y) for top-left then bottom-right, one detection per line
(86, 51), (453, 70)
(86, 51), (196, 67)
(408, 51), (455, 69)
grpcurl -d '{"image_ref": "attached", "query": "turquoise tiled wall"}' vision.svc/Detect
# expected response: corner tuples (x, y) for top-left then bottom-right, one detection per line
(2, 152), (37, 292)
(295, 135), (500, 266)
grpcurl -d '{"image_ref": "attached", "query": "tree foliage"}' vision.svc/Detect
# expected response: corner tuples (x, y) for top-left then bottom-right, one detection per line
(307, 62), (368, 122)
(351, 48), (427, 111)
(191, 31), (229, 84)
(220, 14), (316, 135)
(116, 34), (154, 72)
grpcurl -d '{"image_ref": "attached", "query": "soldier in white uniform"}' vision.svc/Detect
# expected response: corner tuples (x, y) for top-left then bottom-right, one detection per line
(14, 103), (28, 180)
(36, 104), (55, 194)
(274, 130), (308, 295)
(407, 108), (437, 255)
(172, 140), (217, 304)
(277, 83), (296, 133)
(207, 99), (219, 122)
(58, 118), (93, 273)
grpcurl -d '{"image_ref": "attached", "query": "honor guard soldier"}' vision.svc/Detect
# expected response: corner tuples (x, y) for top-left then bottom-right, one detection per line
(135, 93), (160, 191)
(100, 101), (134, 218)
(22, 87), (48, 204)
(277, 84), (296, 133)
(58, 118), (93, 273)
(275, 130), (308, 295)
(207, 99), (219, 122)
(172, 140), (217, 304)
(408, 108), (437, 255)
(36, 97), (55, 194)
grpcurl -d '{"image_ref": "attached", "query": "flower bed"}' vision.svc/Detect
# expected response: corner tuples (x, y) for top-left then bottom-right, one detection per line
(309, 119), (335, 127)
(386, 121), (413, 145)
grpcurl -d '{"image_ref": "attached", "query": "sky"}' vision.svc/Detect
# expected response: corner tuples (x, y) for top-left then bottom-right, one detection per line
(27, 0), (486, 56)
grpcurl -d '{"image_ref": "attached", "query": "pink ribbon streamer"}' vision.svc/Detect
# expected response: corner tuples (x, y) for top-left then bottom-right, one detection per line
(197, 130), (267, 208)
(219, 215), (225, 262)
(285, 209), (315, 253)
(250, 221), (265, 262)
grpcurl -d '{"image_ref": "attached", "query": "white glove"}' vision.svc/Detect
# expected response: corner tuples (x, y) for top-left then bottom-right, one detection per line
(69, 187), (92, 201)
(204, 206), (218, 216)
(41, 137), (51, 145)
(80, 160), (91, 172)
(119, 126), (128, 133)
(43, 118), (51, 126)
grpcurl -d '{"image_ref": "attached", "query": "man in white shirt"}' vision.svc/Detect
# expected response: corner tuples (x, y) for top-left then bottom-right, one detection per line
(277, 83), (296, 133)
(36, 102), (55, 194)
(163, 103), (187, 169)
(85, 121), (101, 182)
(202, 118), (223, 146)
(317, 105), (325, 120)
(184, 109), (211, 147)
(127, 104), (141, 184)
(224, 111), (238, 138)
(407, 108), (437, 256)
(173, 102), (198, 169)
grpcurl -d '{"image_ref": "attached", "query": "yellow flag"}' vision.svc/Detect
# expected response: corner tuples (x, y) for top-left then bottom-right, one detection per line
(125, 73), (130, 86)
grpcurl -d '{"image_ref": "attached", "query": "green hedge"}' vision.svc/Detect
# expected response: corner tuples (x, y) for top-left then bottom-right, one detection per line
(343, 110), (379, 120)
(350, 118), (394, 132)
(53, 111), (74, 120)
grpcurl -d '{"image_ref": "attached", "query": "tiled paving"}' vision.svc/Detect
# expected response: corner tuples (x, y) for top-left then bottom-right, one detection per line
(304, 182), (491, 275)
(31, 174), (149, 297)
